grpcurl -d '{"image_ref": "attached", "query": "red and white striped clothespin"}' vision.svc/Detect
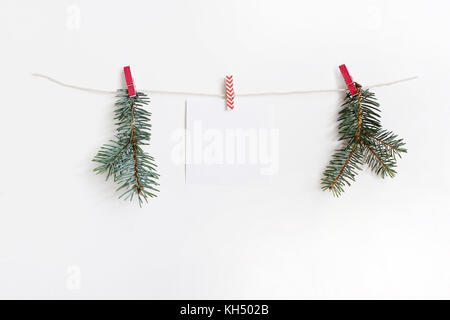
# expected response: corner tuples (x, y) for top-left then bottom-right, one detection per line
(123, 66), (136, 97)
(339, 64), (358, 96)
(225, 75), (235, 110)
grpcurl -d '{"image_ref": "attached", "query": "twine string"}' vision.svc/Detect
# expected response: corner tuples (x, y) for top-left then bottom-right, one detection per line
(32, 73), (418, 98)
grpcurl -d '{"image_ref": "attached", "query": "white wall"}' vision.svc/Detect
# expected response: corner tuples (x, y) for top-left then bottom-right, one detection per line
(0, 0), (449, 299)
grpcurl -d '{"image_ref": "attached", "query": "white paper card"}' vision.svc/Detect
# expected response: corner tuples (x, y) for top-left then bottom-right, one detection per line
(186, 97), (279, 185)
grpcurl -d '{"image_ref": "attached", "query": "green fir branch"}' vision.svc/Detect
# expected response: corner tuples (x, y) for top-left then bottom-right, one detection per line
(93, 89), (159, 206)
(322, 85), (407, 196)
(321, 142), (364, 197)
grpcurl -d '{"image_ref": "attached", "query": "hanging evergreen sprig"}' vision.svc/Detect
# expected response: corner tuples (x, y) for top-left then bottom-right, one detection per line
(321, 84), (407, 196)
(93, 89), (159, 206)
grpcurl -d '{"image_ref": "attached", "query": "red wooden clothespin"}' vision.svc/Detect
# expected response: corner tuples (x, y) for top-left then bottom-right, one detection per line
(225, 75), (235, 110)
(123, 66), (136, 97)
(339, 64), (358, 96)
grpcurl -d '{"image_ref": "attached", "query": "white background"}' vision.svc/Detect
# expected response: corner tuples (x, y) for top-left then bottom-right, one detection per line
(0, 0), (449, 299)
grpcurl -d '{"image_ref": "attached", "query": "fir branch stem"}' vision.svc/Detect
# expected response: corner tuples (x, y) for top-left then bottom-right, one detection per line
(356, 87), (363, 141)
(330, 143), (358, 190)
(130, 102), (146, 198)
(362, 141), (388, 171)
(362, 130), (394, 148)
(110, 141), (130, 163)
